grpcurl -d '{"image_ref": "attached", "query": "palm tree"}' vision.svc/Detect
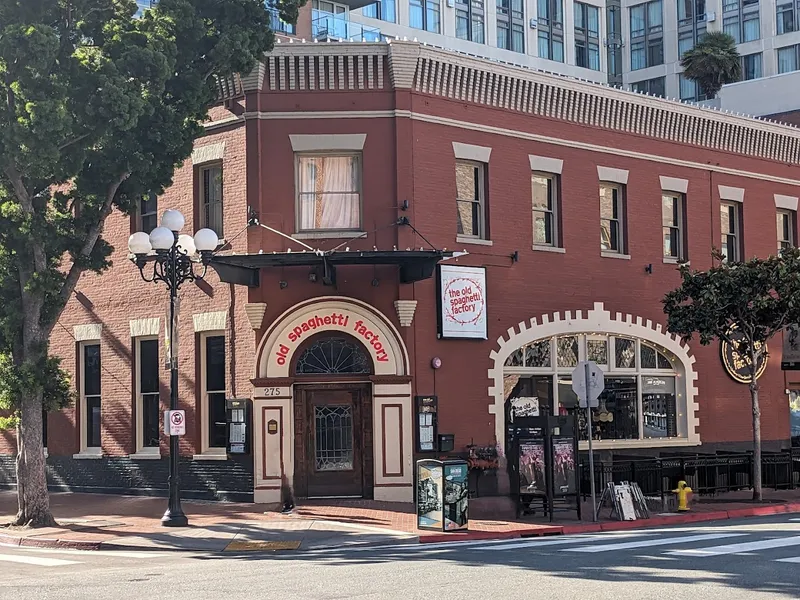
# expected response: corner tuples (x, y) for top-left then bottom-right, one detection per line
(680, 31), (742, 99)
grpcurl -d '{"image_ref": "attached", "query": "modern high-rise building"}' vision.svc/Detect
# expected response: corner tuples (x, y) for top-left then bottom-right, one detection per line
(273, 0), (798, 117)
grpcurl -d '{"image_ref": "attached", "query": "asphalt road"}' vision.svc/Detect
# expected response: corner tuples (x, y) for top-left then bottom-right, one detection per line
(2, 514), (800, 600)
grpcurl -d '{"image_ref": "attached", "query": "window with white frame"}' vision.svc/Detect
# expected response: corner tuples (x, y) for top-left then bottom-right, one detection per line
(721, 201), (741, 262)
(662, 193), (685, 260)
(138, 193), (158, 234)
(532, 173), (558, 247)
(203, 335), (227, 450)
(296, 154), (361, 232)
(136, 338), (160, 452)
(504, 333), (686, 441)
(200, 164), (223, 238)
(455, 160), (488, 239)
(777, 210), (795, 253)
(80, 343), (102, 451)
(600, 182), (624, 253)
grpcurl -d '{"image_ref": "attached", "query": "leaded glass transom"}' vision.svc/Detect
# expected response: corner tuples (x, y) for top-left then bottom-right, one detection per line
(615, 337), (636, 368)
(295, 337), (372, 375)
(557, 336), (579, 368)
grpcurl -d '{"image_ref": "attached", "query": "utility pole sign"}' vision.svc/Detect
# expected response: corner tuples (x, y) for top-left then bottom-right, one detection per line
(164, 410), (186, 436)
(572, 361), (605, 522)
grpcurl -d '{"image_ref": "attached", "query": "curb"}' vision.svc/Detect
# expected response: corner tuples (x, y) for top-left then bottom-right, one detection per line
(0, 532), (102, 551)
(418, 502), (800, 544)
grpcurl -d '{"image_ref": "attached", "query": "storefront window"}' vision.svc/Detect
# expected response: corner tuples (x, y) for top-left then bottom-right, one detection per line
(505, 333), (685, 443)
(790, 391), (800, 446)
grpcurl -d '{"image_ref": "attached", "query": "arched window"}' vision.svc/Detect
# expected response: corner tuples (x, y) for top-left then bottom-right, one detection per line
(504, 333), (685, 442)
(295, 336), (372, 375)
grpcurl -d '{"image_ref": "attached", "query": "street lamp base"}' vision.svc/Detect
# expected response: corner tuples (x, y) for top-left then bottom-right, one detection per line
(161, 509), (189, 528)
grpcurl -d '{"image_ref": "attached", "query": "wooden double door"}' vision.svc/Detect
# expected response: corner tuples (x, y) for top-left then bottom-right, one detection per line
(294, 384), (373, 499)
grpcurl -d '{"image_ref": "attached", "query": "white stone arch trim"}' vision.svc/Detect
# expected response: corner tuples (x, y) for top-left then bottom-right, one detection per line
(255, 296), (409, 378)
(487, 302), (700, 449)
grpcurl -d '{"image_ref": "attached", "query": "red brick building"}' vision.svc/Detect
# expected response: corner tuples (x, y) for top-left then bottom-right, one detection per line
(3, 40), (800, 504)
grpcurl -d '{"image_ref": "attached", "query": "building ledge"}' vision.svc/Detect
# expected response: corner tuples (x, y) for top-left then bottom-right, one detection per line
(601, 251), (631, 260)
(533, 245), (566, 254)
(130, 451), (162, 460)
(73, 450), (103, 460)
(456, 235), (493, 247)
(192, 451), (228, 461)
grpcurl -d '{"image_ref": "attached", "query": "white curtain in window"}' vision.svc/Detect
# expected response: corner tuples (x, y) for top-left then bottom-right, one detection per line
(647, 0), (662, 29)
(778, 47), (798, 74)
(299, 156), (359, 230)
(743, 16), (759, 42)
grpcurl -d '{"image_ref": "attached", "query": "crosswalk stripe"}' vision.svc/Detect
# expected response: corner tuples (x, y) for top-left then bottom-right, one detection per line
(470, 533), (651, 551)
(670, 535), (800, 557)
(16, 547), (167, 559)
(562, 533), (746, 554)
(775, 556), (800, 563)
(0, 553), (79, 567)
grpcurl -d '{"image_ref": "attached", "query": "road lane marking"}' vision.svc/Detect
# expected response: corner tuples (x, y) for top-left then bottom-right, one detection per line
(0, 553), (80, 567)
(775, 556), (800, 563)
(16, 547), (168, 558)
(564, 533), (746, 553)
(670, 535), (800, 557)
(470, 533), (652, 551)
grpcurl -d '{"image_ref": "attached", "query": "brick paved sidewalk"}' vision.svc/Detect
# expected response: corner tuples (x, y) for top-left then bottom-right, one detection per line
(2, 489), (800, 551)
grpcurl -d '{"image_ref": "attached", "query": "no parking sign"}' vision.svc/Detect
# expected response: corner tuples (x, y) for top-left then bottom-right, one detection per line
(164, 410), (186, 436)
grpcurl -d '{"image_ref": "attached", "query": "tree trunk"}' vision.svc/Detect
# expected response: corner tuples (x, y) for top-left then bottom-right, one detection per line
(13, 386), (55, 527)
(750, 379), (763, 502)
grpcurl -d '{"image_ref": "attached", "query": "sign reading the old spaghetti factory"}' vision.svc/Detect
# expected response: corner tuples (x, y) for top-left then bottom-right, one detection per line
(273, 311), (391, 366)
(437, 265), (487, 339)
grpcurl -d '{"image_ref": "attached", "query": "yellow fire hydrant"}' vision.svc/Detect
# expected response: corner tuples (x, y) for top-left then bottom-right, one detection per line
(673, 480), (693, 512)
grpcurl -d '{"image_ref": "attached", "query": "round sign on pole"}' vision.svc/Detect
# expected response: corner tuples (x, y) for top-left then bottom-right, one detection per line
(164, 410), (186, 436)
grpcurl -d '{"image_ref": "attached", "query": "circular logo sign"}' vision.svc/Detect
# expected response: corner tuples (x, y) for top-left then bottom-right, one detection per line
(720, 324), (768, 384)
(443, 276), (485, 326)
(170, 412), (184, 426)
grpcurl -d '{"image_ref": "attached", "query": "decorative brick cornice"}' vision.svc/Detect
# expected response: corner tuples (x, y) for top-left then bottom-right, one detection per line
(245, 303), (268, 330)
(253, 40), (800, 165)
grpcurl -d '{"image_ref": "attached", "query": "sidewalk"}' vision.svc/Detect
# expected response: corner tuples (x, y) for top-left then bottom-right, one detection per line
(2, 489), (800, 552)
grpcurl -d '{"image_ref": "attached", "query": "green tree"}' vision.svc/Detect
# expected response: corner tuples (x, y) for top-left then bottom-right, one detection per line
(0, 0), (303, 527)
(680, 31), (742, 99)
(662, 248), (800, 501)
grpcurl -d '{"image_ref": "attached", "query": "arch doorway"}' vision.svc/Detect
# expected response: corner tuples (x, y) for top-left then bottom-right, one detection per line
(252, 297), (413, 505)
(293, 335), (374, 498)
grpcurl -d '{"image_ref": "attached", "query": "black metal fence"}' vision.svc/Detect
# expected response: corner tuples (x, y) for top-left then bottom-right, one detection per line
(578, 448), (800, 502)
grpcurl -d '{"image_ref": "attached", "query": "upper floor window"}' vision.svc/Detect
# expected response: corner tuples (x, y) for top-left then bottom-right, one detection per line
(662, 193), (685, 261)
(741, 53), (762, 80)
(200, 164), (223, 238)
(137, 193), (158, 234)
(497, 0), (524, 53)
(80, 343), (102, 452)
(630, 76), (665, 98)
(630, 0), (664, 71)
(778, 210), (795, 253)
(268, 0), (297, 34)
(679, 74), (708, 102)
(296, 154), (361, 232)
(600, 182), (625, 254)
(362, 0), (397, 22)
(456, 160), (488, 240)
(721, 202), (741, 262)
(455, 0), (485, 43)
(532, 173), (559, 247)
(538, 0), (564, 62)
(778, 1), (800, 35)
(677, 0), (706, 59)
(574, 1), (600, 70)
(778, 45), (800, 74)
(723, 0), (760, 43)
(409, 0), (440, 32)
(135, 0), (156, 18)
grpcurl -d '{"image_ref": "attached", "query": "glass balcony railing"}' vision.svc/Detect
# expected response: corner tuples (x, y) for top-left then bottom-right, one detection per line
(312, 11), (382, 41)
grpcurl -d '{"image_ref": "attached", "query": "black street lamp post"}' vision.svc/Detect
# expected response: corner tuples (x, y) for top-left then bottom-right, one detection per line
(128, 209), (219, 527)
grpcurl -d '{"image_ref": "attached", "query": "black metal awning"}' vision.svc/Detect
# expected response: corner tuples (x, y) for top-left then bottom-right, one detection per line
(208, 249), (454, 287)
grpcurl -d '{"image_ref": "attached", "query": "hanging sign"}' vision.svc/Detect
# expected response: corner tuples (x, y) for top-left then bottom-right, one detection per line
(782, 325), (800, 370)
(437, 265), (487, 339)
(720, 324), (768, 384)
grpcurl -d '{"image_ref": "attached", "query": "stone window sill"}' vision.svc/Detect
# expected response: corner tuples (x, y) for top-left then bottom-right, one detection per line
(73, 450), (103, 459)
(130, 451), (162, 460)
(456, 235), (493, 246)
(192, 451), (228, 461)
(601, 251), (631, 260)
(533, 245), (566, 254)
(294, 231), (366, 240)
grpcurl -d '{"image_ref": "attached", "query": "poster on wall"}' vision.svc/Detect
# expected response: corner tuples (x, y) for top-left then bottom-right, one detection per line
(782, 325), (800, 370)
(416, 461), (444, 530)
(443, 462), (469, 531)
(437, 265), (487, 339)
